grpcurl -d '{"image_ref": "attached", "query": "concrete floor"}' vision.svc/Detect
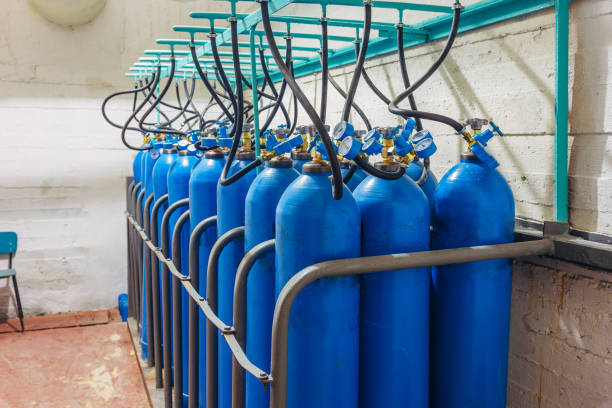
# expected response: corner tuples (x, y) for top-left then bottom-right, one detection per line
(127, 317), (164, 408)
(0, 311), (151, 408)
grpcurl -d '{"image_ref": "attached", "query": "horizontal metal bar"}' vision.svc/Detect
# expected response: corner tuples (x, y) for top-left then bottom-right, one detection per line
(269, 238), (555, 408)
(289, 0), (453, 13)
(144, 49), (190, 56)
(268, 15), (426, 34)
(267, 0), (559, 83)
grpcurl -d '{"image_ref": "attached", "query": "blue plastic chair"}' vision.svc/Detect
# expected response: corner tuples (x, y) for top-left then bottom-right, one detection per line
(0, 232), (24, 332)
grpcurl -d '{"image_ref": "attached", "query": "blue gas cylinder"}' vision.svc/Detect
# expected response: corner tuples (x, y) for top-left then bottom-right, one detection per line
(353, 161), (430, 408)
(168, 142), (199, 406)
(133, 150), (144, 187)
(189, 149), (225, 408)
(140, 140), (163, 360)
(406, 159), (438, 208)
(217, 150), (258, 408)
(290, 150), (310, 173)
(275, 161), (361, 408)
(431, 151), (515, 408)
(152, 142), (178, 355)
(244, 157), (298, 408)
(340, 160), (366, 191)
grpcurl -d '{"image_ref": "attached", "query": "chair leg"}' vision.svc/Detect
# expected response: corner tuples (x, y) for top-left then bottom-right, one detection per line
(11, 276), (24, 332)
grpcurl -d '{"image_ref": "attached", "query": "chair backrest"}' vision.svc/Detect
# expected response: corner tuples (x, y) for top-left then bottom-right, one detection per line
(0, 232), (18, 255)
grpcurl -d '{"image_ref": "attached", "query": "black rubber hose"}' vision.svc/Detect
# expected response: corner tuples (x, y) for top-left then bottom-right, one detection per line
(161, 79), (195, 128)
(342, 163), (358, 183)
(138, 77), (190, 123)
(356, 41), (390, 105)
(102, 75), (156, 130)
(320, 18), (329, 123)
(397, 24), (423, 131)
(341, 1), (371, 122)
(138, 57), (186, 137)
(354, 155), (406, 179)
(288, 61), (298, 135)
(260, 0), (344, 200)
(258, 47), (291, 132)
(120, 67), (162, 150)
(139, 78), (183, 111)
(327, 73), (372, 131)
(190, 43), (234, 120)
(260, 38), (291, 134)
(389, 6), (463, 133)
(218, 17), (249, 187)
(210, 33), (238, 138)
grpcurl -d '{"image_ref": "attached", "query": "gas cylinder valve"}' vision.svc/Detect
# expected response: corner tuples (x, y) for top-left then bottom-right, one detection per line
(263, 134), (304, 160)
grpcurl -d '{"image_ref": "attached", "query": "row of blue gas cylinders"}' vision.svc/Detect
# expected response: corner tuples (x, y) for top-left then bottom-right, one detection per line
(132, 136), (514, 408)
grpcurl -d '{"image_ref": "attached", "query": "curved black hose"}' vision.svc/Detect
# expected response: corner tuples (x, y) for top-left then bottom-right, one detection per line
(341, 2), (371, 122)
(258, 47), (291, 132)
(102, 76), (156, 130)
(356, 41), (390, 105)
(218, 17), (248, 187)
(342, 163), (358, 183)
(260, 38), (291, 134)
(389, 6), (463, 133)
(327, 73), (372, 131)
(210, 33), (238, 138)
(354, 155), (406, 179)
(320, 18), (329, 123)
(260, 0), (344, 200)
(288, 61), (298, 135)
(120, 66), (162, 150)
(137, 57), (185, 137)
(190, 43), (234, 120)
(397, 24), (423, 131)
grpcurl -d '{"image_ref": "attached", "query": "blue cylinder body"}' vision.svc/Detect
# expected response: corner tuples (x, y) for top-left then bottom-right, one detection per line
(217, 154), (257, 408)
(353, 173), (430, 408)
(275, 165), (361, 408)
(152, 148), (178, 357)
(168, 151), (199, 406)
(133, 150), (144, 186)
(140, 144), (162, 359)
(406, 159), (438, 208)
(244, 161), (298, 408)
(431, 153), (515, 408)
(189, 150), (225, 408)
(340, 164), (366, 191)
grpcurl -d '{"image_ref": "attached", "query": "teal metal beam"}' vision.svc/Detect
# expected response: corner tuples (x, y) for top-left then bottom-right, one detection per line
(144, 49), (190, 56)
(266, 0), (564, 83)
(554, 0), (569, 222)
(266, 15), (426, 35)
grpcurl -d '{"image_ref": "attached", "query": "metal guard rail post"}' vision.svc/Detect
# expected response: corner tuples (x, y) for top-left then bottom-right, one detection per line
(160, 198), (190, 408)
(143, 193), (156, 367)
(171, 210), (192, 408)
(187, 216), (218, 408)
(149, 193), (170, 389)
(126, 216), (268, 407)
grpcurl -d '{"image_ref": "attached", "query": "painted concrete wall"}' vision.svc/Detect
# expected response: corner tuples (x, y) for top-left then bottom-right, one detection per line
(509, 258), (612, 407)
(0, 0), (255, 317)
